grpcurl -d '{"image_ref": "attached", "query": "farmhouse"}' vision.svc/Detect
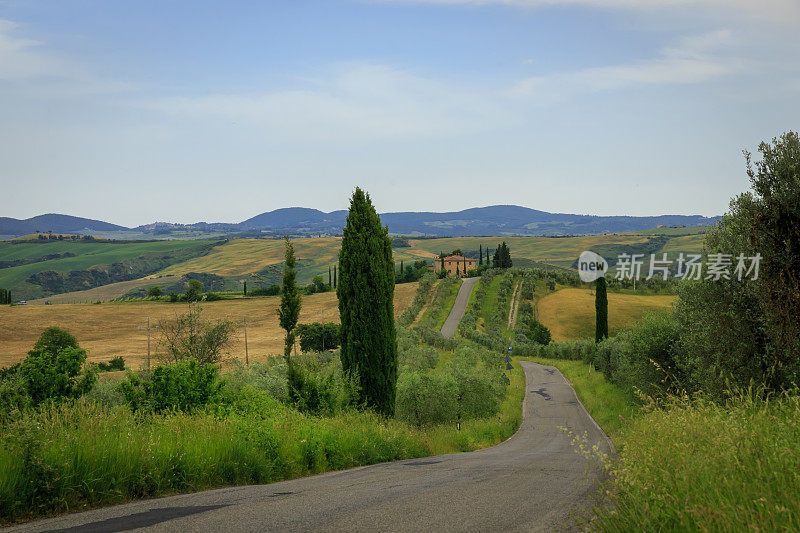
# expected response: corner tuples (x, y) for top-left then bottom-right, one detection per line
(434, 254), (477, 277)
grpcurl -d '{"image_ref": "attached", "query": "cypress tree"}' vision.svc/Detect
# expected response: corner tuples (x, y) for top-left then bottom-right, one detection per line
(333, 265), (337, 288)
(278, 237), (302, 360)
(595, 277), (609, 342)
(479, 245), (483, 266)
(328, 265), (332, 288)
(440, 252), (445, 274)
(338, 187), (397, 416)
(463, 256), (467, 276)
(243, 281), (247, 296)
(400, 260), (404, 277)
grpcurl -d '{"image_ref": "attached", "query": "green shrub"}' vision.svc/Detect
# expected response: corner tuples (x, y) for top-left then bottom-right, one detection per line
(297, 323), (340, 352)
(204, 292), (222, 301)
(396, 371), (457, 427)
(97, 356), (125, 372)
(16, 328), (96, 407)
(398, 345), (439, 372)
(249, 285), (280, 296)
(119, 360), (221, 413)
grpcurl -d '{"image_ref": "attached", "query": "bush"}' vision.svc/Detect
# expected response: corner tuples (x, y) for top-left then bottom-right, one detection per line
(120, 360), (221, 413)
(398, 344), (439, 372)
(204, 292), (223, 301)
(297, 323), (340, 352)
(147, 286), (163, 298)
(396, 371), (457, 427)
(249, 284), (281, 296)
(15, 328), (96, 407)
(97, 356), (125, 372)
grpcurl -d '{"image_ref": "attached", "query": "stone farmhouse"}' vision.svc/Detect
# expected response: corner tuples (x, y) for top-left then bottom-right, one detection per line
(433, 254), (477, 277)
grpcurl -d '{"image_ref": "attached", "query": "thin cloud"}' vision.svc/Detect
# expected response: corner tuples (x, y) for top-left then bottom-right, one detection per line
(374, 0), (800, 24)
(510, 30), (740, 100)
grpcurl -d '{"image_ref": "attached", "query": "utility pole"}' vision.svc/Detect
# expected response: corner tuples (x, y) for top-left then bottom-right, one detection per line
(238, 315), (253, 365)
(138, 316), (159, 370)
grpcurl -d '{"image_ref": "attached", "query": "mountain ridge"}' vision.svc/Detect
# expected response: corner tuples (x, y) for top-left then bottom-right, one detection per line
(1, 206), (719, 238)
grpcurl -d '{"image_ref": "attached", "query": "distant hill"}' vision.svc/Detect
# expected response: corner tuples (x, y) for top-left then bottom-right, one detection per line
(0, 214), (128, 236)
(2, 206), (718, 238)
(235, 205), (718, 237)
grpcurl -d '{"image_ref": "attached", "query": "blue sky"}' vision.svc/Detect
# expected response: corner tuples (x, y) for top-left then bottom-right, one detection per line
(1, 0), (799, 226)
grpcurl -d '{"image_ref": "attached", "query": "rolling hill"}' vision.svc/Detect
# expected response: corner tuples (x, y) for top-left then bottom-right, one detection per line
(3, 206), (718, 238)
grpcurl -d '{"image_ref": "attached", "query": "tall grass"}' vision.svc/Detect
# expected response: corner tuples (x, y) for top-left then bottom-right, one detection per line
(0, 395), (427, 522)
(595, 390), (800, 532)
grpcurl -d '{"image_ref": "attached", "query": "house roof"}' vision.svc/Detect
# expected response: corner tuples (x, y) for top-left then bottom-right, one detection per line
(440, 255), (476, 261)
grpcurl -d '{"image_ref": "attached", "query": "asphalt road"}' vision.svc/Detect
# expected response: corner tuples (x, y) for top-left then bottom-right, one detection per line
(8, 362), (614, 533)
(440, 276), (480, 338)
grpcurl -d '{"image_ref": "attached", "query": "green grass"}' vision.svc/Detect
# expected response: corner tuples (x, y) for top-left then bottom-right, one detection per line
(595, 390), (800, 532)
(0, 397), (428, 523)
(0, 336), (526, 525)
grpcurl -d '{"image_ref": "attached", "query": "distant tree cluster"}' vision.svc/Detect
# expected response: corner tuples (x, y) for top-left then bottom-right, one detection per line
(396, 260), (430, 283)
(0, 288), (11, 304)
(492, 241), (512, 269)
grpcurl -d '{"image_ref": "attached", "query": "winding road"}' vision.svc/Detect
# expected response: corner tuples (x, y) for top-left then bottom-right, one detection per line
(8, 362), (613, 533)
(441, 276), (479, 338)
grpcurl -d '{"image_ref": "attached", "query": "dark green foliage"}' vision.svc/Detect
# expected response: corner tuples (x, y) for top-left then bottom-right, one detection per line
(204, 292), (222, 301)
(492, 242), (512, 269)
(297, 322), (341, 352)
(305, 274), (329, 295)
(479, 244), (483, 266)
(97, 356), (125, 372)
(515, 301), (551, 346)
(391, 237), (411, 248)
(286, 360), (359, 416)
(338, 187), (397, 416)
(397, 261), (429, 283)
(147, 286), (163, 298)
(243, 281), (247, 296)
(333, 265), (337, 288)
(278, 237), (302, 360)
(120, 360), (220, 413)
(595, 277), (609, 342)
(0, 287), (10, 304)
(168, 291), (179, 302)
(185, 279), (203, 302)
(250, 284), (280, 296)
(11, 328), (96, 407)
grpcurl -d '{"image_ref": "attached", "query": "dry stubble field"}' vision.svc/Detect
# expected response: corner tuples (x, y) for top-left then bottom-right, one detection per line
(537, 287), (675, 341)
(0, 282), (418, 369)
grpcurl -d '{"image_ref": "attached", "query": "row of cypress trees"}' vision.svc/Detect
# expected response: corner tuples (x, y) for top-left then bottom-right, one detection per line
(0, 288), (11, 304)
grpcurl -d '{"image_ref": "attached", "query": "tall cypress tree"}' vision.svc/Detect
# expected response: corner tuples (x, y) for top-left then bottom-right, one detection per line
(595, 277), (609, 342)
(479, 245), (483, 266)
(278, 237), (302, 360)
(328, 265), (332, 289)
(333, 265), (337, 288)
(338, 188), (397, 416)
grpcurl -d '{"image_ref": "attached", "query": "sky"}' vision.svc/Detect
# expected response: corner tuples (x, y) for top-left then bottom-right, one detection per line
(1, 0), (799, 227)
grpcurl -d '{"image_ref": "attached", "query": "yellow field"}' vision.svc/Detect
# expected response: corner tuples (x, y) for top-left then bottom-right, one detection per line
(0, 283), (418, 369)
(406, 234), (651, 265)
(27, 276), (184, 304)
(537, 287), (675, 341)
(660, 233), (707, 254)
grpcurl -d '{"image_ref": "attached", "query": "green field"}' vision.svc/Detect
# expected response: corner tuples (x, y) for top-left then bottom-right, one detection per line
(0, 240), (219, 300)
(0, 230), (711, 302)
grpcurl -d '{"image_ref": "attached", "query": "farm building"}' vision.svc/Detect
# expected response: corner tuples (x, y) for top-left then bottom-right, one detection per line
(434, 254), (477, 277)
